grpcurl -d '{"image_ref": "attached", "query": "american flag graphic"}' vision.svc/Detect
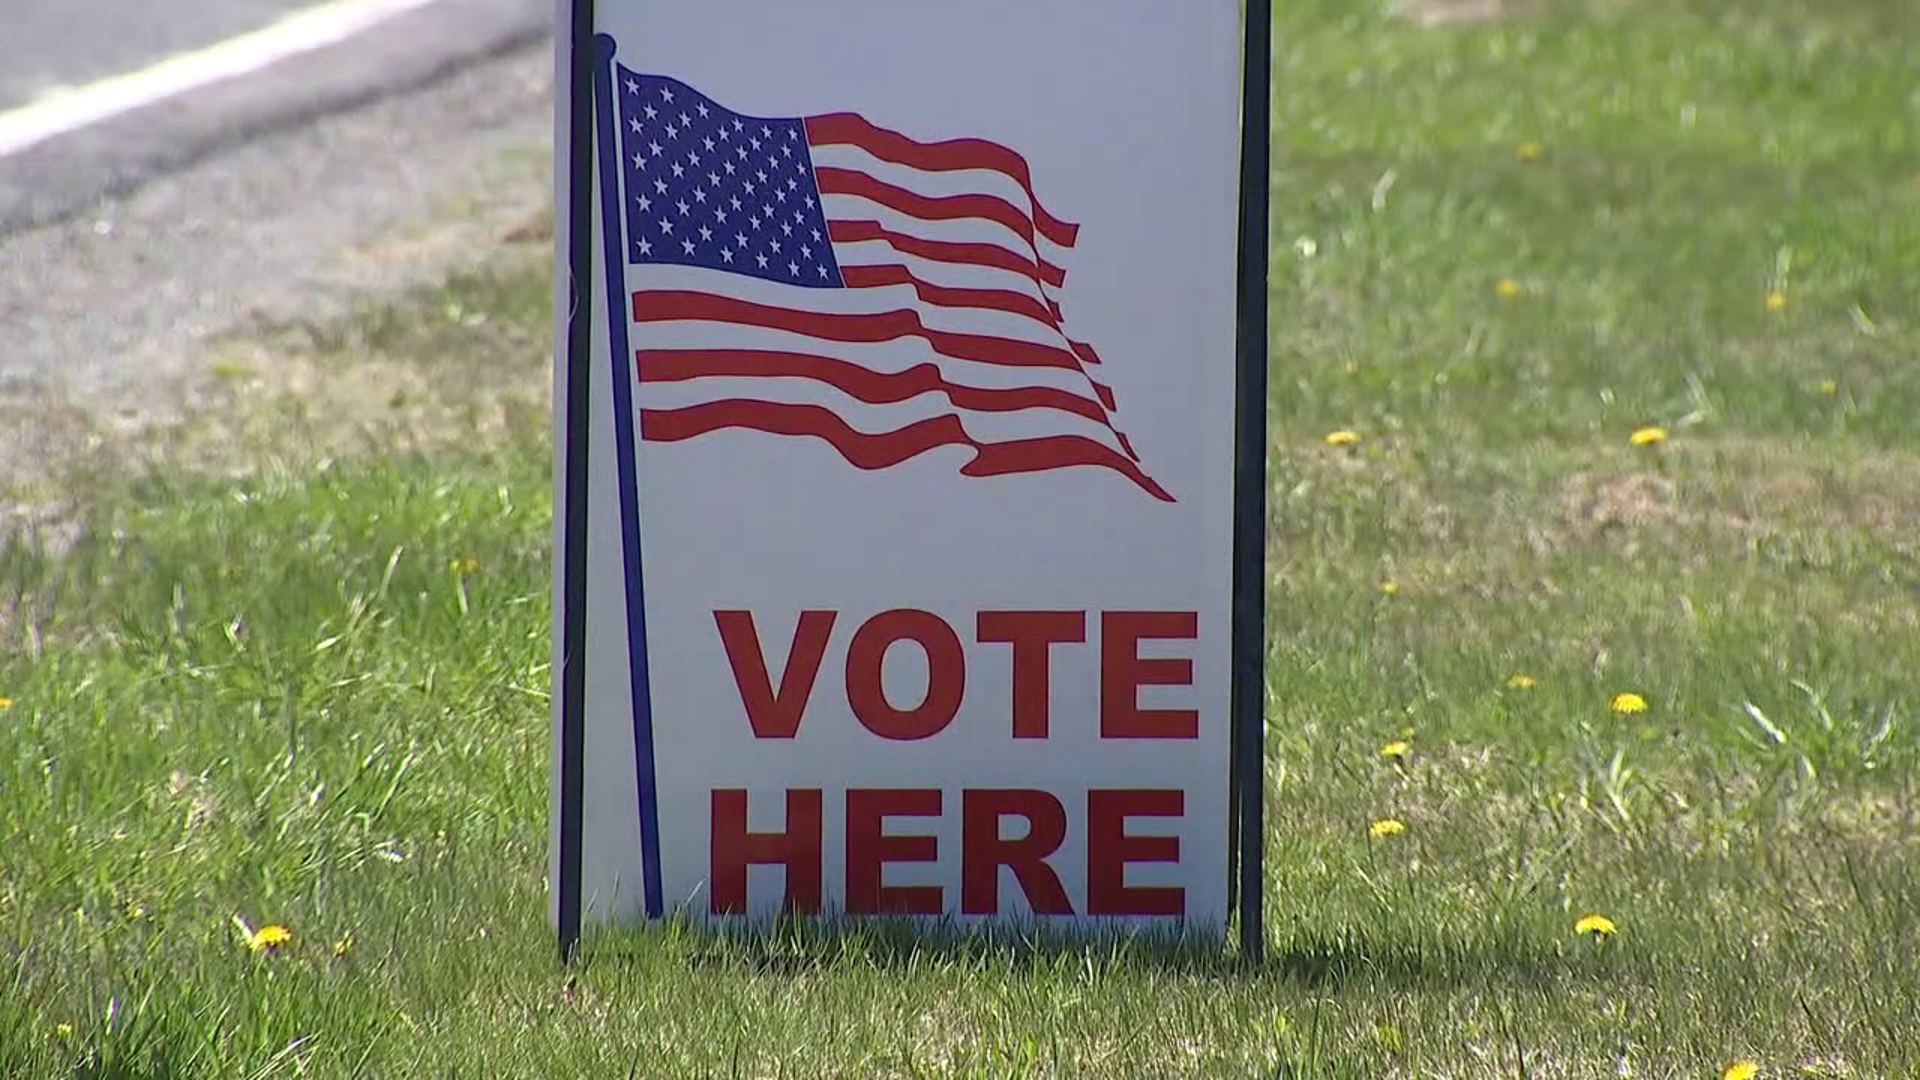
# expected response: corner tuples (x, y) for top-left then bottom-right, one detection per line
(609, 65), (1173, 502)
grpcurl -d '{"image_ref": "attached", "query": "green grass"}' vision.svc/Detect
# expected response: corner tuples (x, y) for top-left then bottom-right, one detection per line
(6, 0), (1920, 1075)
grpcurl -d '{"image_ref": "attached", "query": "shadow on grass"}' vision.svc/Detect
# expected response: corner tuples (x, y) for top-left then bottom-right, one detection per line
(584, 912), (1241, 979)
(579, 913), (1572, 990)
(1263, 927), (1572, 990)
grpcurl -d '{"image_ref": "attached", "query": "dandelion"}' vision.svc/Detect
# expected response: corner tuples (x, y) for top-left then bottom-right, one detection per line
(0, 696), (13, 710)
(1818, 378), (1838, 396)
(1506, 674), (1537, 690)
(1629, 426), (1668, 447)
(1369, 818), (1407, 838)
(1324, 429), (1362, 447)
(1379, 740), (1412, 761)
(449, 557), (481, 576)
(1765, 291), (1788, 312)
(247, 924), (292, 954)
(1496, 278), (1522, 300)
(1379, 580), (1400, 596)
(1516, 141), (1544, 161)
(1574, 913), (1617, 939)
(1722, 1061), (1759, 1080)
(1610, 692), (1648, 715)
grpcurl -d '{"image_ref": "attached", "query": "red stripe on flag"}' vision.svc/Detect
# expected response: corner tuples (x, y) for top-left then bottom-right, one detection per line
(839, 264), (1052, 329)
(828, 219), (1066, 289)
(815, 167), (1054, 261)
(640, 400), (1173, 502)
(638, 348), (1110, 424)
(837, 264), (1106, 370)
(633, 290), (1083, 373)
(969, 432), (1171, 502)
(804, 113), (1079, 249)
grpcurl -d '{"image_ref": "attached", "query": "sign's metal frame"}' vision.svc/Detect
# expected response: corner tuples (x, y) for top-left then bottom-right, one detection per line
(552, 0), (1273, 966)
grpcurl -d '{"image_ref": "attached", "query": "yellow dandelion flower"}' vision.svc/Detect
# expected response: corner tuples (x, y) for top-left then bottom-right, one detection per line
(1722, 1061), (1758, 1080)
(1574, 913), (1617, 938)
(1379, 580), (1400, 596)
(1379, 740), (1412, 761)
(55, 1022), (74, 1038)
(1324, 429), (1361, 447)
(1765, 291), (1788, 312)
(1515, 141), (1544, 161)
(1610, 692), (1648, 715)
(449, 557), (481, 576)
(1495, 278), (1522, 300)
(334, 932), (355, 958)
(1369, 818), (1407, 838)
(1506, 674), (1537, 690)
(0, 697), (13, 710)
(1629, 426), (1668, 447)
(1818, 378), (1838, 396)
(248, 924), (292, 953)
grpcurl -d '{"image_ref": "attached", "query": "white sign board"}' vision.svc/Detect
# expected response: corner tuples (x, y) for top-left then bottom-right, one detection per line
(552, 0), (1264, 943)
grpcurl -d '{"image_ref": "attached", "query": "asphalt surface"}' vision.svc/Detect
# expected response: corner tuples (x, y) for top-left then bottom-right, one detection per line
(0, 0), (314, 112)
(1, 0), (554, 232)
(0, 0), (559, 486)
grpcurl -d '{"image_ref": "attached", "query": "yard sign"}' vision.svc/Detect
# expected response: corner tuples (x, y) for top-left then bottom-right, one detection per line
(551, 0), (1272, 959)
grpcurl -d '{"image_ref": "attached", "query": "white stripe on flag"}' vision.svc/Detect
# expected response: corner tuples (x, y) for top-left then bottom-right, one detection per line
(639, 375), (1121, 450)
(634, 265), (1079, 354)
(809, 142), (1078, 262)
(633, 322), (1105, 403)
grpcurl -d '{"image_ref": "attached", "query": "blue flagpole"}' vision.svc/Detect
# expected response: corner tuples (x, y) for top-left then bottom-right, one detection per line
(591, 31), (666, 921)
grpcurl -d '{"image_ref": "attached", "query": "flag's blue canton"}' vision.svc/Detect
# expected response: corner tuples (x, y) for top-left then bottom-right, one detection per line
(616, 66), (844, 289)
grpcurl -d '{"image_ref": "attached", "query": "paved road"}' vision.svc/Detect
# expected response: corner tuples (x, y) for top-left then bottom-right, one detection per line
(0, 0), (559, 488)
(0, 0), (552, 231)
(0, 0), (315, 112)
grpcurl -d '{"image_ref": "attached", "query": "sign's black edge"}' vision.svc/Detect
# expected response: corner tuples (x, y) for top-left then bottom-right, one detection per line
(557, 0), (597, 966)
(1231, 0), (1274, 967)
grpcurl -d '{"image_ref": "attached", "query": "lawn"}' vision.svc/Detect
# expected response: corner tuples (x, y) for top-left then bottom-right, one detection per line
(6, 0), (1920, 1075)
